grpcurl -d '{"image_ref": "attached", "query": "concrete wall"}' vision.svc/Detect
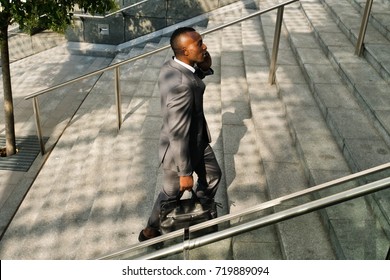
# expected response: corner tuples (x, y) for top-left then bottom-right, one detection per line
(7, 31), (65, 62)
(66, 0), (240, 45)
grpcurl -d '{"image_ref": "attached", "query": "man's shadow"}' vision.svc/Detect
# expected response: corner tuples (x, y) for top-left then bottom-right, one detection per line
(213, 106), (250, 216)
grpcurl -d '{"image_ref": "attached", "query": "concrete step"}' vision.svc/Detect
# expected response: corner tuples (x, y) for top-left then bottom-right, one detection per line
(298, 0), (390, 249)
(219, 12), (284, 260)
(313, 0), (390, 146)
(321, 0), (390, 83)
(259, 0), (389, 259)
(296, 1), (390, 238)
(232, 7), (335, 259)
(346, 0), (390, 41)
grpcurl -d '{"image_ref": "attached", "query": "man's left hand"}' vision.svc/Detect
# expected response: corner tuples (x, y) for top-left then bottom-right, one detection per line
(179, 175), (193, 192)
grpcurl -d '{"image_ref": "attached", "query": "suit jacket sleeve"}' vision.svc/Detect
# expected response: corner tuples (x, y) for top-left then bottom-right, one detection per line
(165, 79), (194, 176)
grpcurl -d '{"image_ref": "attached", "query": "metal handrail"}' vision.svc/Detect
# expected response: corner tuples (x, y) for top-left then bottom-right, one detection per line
(25, 0), (298, 101)
(355, 0), (373, 56)
(98, 162), (390, 259)
(73, 0), (152, 19)
(137, 176), (390, 260)
(24, 0), (299, 155)
(24, 45), (169, 100)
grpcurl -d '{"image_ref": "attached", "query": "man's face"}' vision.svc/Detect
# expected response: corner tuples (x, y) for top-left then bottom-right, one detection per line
(180, 31), (207, 65)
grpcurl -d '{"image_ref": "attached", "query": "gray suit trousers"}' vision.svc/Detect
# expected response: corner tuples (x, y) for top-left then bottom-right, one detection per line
(147, 144), (221, 229)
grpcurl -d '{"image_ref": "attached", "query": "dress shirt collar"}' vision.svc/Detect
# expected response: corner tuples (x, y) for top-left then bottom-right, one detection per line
(173, 57), (196, 73)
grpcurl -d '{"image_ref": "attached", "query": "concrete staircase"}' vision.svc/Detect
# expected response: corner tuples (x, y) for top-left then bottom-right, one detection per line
(268, 0), (390, 258)
(0, 0), (388, 259)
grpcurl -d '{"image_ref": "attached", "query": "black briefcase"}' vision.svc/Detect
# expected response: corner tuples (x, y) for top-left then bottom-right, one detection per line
(159, 190), (219, 234)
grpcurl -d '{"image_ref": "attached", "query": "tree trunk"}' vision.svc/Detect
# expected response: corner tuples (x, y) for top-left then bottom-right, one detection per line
(0, 23), (17, 156)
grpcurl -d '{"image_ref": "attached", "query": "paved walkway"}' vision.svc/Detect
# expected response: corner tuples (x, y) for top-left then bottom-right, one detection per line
(0, 45), (114, 247)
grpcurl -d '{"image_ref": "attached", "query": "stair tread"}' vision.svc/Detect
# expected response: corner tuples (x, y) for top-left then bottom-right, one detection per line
(262, 0), (389, 259)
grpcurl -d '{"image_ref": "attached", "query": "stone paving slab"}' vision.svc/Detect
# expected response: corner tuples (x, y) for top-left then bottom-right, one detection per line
(0, 45), (113, 240)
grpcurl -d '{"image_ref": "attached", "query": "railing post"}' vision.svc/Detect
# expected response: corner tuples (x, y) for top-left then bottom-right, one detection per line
(268, 6), (284, 85)
(32, 97), (45, 155)
(355, 0), (373, 56)
(115, 66), (122, 130)
(183, 228), (190, 260)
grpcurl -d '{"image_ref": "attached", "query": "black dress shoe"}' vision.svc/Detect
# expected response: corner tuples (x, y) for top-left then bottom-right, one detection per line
(138, 228), (163, 249)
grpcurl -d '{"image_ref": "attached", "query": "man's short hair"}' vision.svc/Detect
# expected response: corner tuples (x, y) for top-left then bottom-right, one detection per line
(170, 27), (196, 53)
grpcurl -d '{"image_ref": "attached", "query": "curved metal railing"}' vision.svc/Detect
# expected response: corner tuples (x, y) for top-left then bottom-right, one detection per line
(138, 177), (390, 260)
(98, 162), (390, 260)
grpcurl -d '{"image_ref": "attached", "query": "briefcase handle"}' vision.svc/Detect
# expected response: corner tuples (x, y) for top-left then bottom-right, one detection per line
(177, 189), (202, 204)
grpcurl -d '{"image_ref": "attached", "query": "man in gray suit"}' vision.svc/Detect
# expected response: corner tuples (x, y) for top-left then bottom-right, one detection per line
(139, 27), (222, 241)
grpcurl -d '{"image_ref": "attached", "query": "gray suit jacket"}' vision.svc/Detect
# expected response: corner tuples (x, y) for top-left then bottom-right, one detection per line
(158, 58), (212, 176)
